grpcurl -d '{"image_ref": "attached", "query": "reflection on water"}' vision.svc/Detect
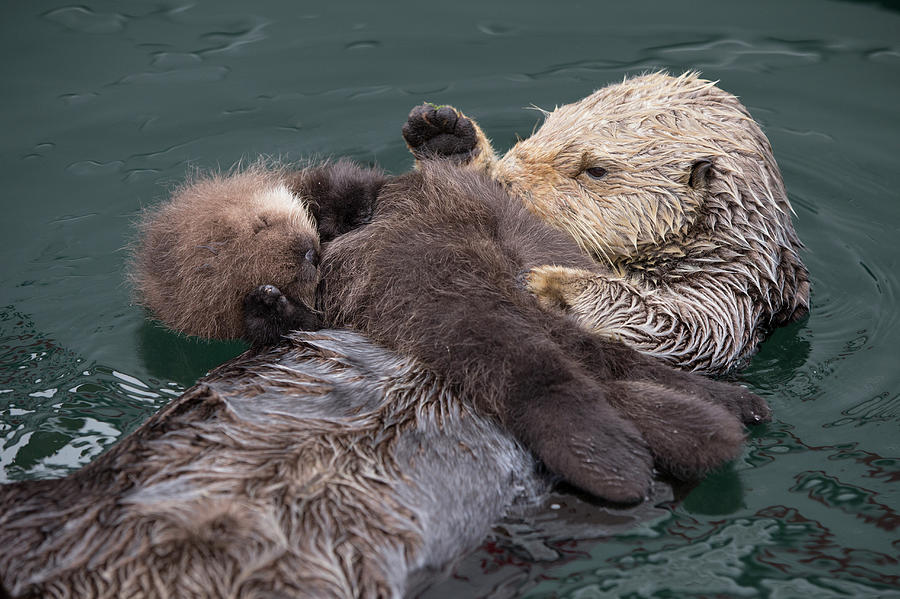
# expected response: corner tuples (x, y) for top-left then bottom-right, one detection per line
(0, 308), (172, 482)
(2, 0), (899, 596)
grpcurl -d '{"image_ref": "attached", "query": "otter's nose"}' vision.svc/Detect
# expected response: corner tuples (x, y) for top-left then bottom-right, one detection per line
(305, 248), (320, 267)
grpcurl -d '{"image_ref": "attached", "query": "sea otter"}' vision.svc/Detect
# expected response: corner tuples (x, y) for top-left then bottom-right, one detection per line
(312, 160), (769, 501)
(403, 72), (810, 374)
(4, 157), (771, 592)
(131, 159), (766, 500)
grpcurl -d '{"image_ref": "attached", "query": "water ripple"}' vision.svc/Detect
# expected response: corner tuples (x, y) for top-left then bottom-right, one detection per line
(115, 66), (230, 85)
(150, 51), (203, 69)
(43, 6), (127, 34)
(477, 22), (521, 36)
(197, 16), (270, 55)
(0, 308), (175, 482)
(66, 160), (124, 176)
(344, 40), (381, 51)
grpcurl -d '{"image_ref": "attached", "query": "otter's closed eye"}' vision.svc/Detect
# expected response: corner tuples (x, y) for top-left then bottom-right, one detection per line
(584, 166), (608, 180)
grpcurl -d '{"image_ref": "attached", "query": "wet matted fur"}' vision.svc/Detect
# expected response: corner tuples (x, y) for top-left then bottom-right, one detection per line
(0, 330), (544, 599)
(404, 72), (810, 374)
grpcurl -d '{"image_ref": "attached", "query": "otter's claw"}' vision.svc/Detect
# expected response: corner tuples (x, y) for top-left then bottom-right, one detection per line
(402, 103), (479, 161)
(243, 284), (324, 347)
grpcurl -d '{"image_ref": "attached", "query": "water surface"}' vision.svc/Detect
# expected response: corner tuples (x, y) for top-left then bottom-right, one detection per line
(1, 0), (898, 596)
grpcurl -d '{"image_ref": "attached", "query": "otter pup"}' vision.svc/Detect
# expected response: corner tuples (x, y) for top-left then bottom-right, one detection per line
(403, 72), (810, 374)
(309, 160), (769, 501)
(131, 160), (385, 346)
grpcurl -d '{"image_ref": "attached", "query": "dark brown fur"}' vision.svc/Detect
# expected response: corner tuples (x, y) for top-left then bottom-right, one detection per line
(316, 161), (768, 501)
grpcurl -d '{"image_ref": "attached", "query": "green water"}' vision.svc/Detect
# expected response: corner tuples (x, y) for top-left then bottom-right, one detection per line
(1, 0), (898, 596)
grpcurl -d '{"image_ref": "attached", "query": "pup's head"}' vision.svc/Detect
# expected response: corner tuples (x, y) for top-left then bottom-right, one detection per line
(131, 166), (320, 340)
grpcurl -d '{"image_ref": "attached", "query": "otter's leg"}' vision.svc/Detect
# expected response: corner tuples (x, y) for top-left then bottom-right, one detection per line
(603, 380), (746, 480)
(242, 284), (323, 347)
(504, 355), (654, 504)
(544, 317), (771, 426)
(418, 306), (655, 503)
(402, 104), (499, 175)
(527, 265), (772, 423)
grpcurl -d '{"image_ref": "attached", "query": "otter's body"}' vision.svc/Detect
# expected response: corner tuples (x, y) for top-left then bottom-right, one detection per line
(404, 72), (810, 374)
(317, 162), (767, 501)
(0, 330), (544, 599)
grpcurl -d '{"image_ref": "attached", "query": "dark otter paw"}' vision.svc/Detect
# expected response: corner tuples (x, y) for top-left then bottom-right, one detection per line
(655, 371), (772, 426)
(606, 381), (746, 480)
(243, 285), (291, 346)
(243, 285), (324, 346)
(402, 103), (479, 162)
(245, 284), (288, 314)
(513, 385), (654, 504)
(715, 383), (772, 425)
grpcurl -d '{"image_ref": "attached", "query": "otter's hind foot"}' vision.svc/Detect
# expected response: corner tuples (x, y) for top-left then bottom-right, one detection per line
(513, 381), (654, 504)
(403, 104), (480, 163)
(606, 381), (746, 480)
(242, 284), (323, 347)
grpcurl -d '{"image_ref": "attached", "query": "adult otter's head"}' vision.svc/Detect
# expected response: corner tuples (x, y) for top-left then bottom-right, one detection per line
(497, 71), (808, 325)
(498, 72), (795, 260)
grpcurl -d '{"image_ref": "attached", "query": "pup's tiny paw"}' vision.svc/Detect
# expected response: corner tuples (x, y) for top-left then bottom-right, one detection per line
(245, 284), (287, 314)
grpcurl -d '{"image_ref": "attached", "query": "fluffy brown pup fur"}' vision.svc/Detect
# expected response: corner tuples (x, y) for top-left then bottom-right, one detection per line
(317, 160), (769, 501)
(403, 72), (810, 374)
(131, 165), (321, 341)
(131, 160), (385, 345)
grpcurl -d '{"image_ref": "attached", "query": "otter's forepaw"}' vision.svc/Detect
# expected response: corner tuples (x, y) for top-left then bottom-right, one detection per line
(402, 104), (479, 162)
(524, 265), (594, 311)
(245, 284), (288, 313)
(243, 284), (324, 347)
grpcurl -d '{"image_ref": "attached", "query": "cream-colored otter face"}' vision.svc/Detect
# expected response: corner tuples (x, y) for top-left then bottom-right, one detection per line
(497, 72), (768, 263)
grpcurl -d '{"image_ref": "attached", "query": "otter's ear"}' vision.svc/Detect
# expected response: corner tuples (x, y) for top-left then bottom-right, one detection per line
(689, 158), (713, 189)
